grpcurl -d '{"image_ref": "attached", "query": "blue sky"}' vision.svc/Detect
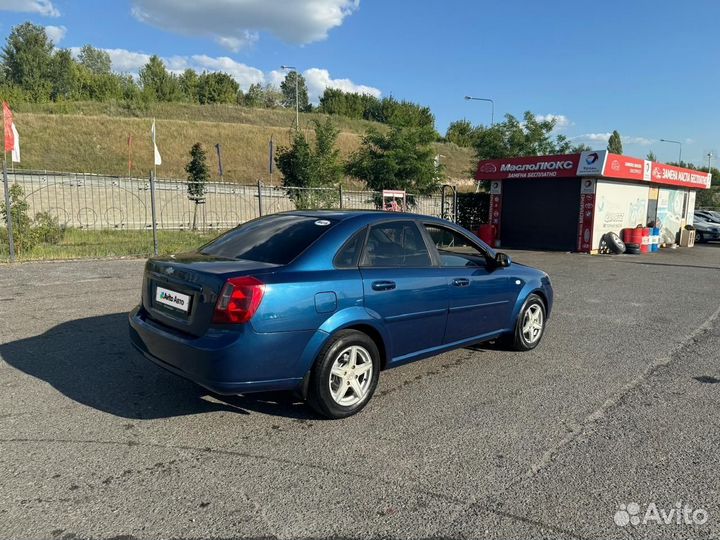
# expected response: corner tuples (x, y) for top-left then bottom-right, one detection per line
(1, 0), (718, 166)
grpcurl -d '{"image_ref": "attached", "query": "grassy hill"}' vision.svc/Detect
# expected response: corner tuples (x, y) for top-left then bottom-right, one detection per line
(11, 101), (476, 187)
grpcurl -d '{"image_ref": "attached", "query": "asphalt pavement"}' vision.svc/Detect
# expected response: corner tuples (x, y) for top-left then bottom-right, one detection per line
(1, 245), (719, 539)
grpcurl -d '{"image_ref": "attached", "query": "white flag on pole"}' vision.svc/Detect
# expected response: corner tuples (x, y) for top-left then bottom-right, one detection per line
(151, 119), (162, 166)
(10, 122), (19, 163)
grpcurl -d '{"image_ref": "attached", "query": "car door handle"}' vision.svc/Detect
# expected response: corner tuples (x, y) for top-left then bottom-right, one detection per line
(371, 280), (396, 291)
(452, 278), (470, 287)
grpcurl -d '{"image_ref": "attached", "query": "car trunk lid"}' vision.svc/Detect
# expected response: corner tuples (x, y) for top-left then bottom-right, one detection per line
(141, 252), (278, 336)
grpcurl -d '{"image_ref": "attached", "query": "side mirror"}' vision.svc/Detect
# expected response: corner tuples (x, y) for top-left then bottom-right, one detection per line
(494, 252), (511, 268)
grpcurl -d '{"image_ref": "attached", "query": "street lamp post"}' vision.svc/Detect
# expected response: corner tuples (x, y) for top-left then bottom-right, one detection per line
(660, 138), (682, 164)
(464, 95), (495, 126)
(281, 65), (299, 131)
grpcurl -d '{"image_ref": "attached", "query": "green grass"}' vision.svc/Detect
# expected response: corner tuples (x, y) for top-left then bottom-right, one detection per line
(12, 100), (475, 183)
(0, 228), (219, 262)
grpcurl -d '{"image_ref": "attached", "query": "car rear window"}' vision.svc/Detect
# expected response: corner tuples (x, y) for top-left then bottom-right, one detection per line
(200, 215), (337, 264)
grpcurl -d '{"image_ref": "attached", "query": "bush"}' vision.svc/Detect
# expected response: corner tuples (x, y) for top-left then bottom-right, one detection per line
(34, 211), (65, 244)
(0, 184), (65, 254)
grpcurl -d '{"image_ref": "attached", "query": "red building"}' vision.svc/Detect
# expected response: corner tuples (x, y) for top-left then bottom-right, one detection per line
(475, 151), (711, 252)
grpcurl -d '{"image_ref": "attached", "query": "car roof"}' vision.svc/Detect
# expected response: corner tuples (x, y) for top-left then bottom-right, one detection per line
(280, 210), (450, 225)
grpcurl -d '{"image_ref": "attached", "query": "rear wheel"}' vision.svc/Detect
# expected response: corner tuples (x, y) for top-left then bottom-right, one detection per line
(507, 294), (546, 351)
(307, 330), (380, 419)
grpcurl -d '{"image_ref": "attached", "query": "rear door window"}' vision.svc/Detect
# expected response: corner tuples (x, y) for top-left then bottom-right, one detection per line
(200, 215), (336, 264)
(361, 221), (432, 267)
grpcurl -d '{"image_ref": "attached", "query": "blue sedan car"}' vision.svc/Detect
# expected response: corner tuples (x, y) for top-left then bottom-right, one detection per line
(129, 211), (553, 418)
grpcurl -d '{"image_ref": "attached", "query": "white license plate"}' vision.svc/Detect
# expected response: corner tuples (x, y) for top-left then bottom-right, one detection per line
(155, 286), (191, 313)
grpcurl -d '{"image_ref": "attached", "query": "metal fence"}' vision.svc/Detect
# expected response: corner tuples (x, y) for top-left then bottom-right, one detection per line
(0, 168), (452, 261)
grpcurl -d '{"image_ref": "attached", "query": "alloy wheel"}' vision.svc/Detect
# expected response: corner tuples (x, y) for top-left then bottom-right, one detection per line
(328, 345), (374, 407)
(522, 304), (544, 344)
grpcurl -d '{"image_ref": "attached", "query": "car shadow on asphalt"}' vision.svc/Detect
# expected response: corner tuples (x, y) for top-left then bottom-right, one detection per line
(0, 312), (315, 420)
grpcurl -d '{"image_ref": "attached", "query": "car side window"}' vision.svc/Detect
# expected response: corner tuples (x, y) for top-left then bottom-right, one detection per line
(334, 228), (366, 268)
(423, 224), (488, 267)
(362, 221), (432, 267)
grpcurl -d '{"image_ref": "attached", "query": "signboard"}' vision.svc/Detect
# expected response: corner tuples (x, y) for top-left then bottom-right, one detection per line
(577, 151), (607, 176)
(476, 153), (710, 189)
(577, 178), (596, 252)
(381, 189), (406, 212)
(650, 163), (711, 189)
(489, 193), (502, 247)
(602, 153), (650, 182)
(475, 154), (580, 180)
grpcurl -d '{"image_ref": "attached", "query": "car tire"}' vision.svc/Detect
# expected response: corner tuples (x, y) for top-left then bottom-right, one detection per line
(603, 232), (626, 254)
(307, 330), (380, 419)
(696, 231), (705, 243)
(506, 294), (546, 351)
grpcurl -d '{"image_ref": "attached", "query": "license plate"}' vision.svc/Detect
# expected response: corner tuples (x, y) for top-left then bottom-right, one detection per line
(155, 286), (191, 313)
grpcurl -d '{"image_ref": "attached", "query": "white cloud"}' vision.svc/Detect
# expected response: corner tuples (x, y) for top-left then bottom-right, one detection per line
(44, 25), (66, 45)
(187, 55), (265, 87)
(0, 0), (59, 16)
(577, 132), (612, 142)
(303, 67), (381, 102)
(81, 48), (152, 74)
(536, 114), (571, 130)
(573, 133), (653, 146)
(624, 136), (653, 146)
(69, 48), (266, 90)
(69, 47), (379, 97)
(131, 0), (359, 50)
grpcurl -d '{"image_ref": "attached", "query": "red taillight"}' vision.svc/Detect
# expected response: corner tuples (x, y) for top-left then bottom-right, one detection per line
(212, 276), (265, 324)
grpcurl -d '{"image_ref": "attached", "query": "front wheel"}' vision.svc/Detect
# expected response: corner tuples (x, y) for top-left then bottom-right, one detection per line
(507, 294), (546, 351)
(307, 330), (380, 419)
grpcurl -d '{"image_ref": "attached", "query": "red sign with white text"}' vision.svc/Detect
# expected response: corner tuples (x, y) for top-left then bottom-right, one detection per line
(476, 153), (711, 189)
(603, 153), (649, 181)
(475, 154), (581, 180)
(650, 163), (711, 189)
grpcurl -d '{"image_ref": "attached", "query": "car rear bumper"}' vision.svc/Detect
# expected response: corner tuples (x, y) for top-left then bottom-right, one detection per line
(128, 306), (309, 394)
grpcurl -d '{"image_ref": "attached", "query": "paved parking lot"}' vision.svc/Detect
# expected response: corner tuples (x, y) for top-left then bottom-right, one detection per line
(1, 245), (719, 540)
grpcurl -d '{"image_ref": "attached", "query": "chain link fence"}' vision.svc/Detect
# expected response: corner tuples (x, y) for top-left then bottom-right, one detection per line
(1, 168), (459, 262)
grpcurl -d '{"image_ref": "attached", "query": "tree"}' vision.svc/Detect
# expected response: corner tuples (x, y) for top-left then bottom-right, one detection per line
(280, 71), (309, 112)
(197, 71), (239, 104)
(275, 118), (344, 208)
(263, 84), (283, 109)
(243, 83), (264, 107)
(346, 125), (442, 198)
(178, 69), (199, 102)
(607, 130), (623, 154)
(1, 22), (54, 100)
(646, 150), (657, 162)
(472, 111), (588, 161)
(77, 44), (111, 75)
(50, 48), (79, 100)
(445, 119), (478, 147)
(185, 143), (209, 230)
(139, 55), (180, 102)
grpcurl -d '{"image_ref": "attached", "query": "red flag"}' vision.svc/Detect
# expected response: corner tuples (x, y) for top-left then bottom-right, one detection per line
(3, 102), (15, 152)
